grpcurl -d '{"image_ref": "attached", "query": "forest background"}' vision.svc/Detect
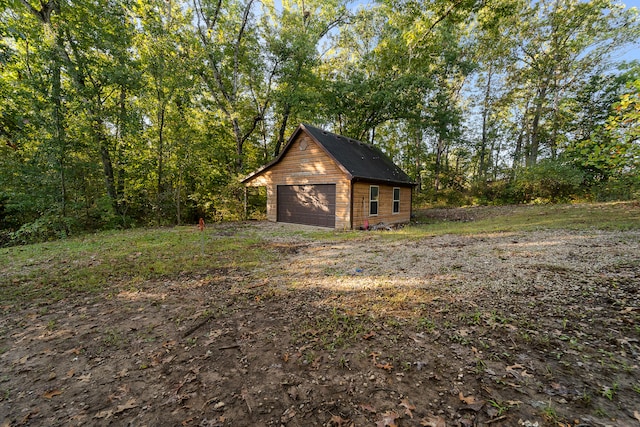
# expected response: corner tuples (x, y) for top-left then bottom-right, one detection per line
(1, 0), (639, 245)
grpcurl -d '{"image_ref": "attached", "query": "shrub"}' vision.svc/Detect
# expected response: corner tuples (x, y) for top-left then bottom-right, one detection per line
(470, 180), (511, 205)
(10, 213), (79, 245)
(510, 160), (585, 203)
(590, 173), (640, 202)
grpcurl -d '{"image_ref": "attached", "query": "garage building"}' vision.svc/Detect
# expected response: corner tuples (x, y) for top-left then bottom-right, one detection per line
(242, 124), (415, 229)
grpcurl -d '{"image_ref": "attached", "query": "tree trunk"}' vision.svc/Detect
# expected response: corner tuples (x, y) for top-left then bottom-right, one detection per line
(513, 128), (524, 171)
(479, 66), (493, 181)
(196, 0), (260, 174)
(116, 87), (127, 219)
(550, 76), (560, 160)
(512, 100), (531, 174)
(527, 83), (548, 167)
(274, 104), (292, 158)
(232, 118), (244, 172)
(492, 139), (501, 181)
(413, 130), (422, 191)
(176, 167), (182, 226)
(157, 104), (166, 218)
(97, 128), (118, 207)
(434, 137), (445, 191)
(22, 0), (68, 218)
(52, 39), (67, 219)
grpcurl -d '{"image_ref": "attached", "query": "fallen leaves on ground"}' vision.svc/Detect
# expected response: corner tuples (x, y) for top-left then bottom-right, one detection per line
(3, 218), (640, 426)
(375, 411), (400, 427)
(458, 392), (481, 405)
(362, 331), (376, 340)
(329, 414), (352, 426)
(375, 362), (393, 371)
(420, 414), (447, 427)
(94, 398), (138, 419)
(42, 389), (62, 399)
(359, 403), (377, 413)
(400, 398), (415, 418)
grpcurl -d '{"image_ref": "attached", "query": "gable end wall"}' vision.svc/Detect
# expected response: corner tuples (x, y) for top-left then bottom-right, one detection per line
(245, 133), (352, 229)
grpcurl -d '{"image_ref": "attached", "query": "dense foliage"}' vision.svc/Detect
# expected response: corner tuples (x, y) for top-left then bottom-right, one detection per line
(1, 0), (639, 244)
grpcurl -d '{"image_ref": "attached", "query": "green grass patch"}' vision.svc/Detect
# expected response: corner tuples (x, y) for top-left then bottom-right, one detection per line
(0, 225), (274, 306)
(398, 202), (640, 239)
(2, 202), (637, 306)
(278, 202), (640, 244)
(295, 307), (371, 352)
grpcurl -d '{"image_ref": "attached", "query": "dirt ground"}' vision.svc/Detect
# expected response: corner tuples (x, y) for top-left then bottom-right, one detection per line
(1, 217), (640, 426)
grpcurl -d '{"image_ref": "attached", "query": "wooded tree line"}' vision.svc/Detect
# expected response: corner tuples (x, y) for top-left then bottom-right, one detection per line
(1, 0), (639, 243)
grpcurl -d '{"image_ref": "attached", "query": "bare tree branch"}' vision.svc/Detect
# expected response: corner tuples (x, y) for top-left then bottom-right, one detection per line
(233, 0), (255, 101)
(19, 0), (57, 24)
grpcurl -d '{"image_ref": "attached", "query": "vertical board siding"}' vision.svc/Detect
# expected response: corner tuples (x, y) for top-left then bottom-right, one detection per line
(352, 182), (412, 229)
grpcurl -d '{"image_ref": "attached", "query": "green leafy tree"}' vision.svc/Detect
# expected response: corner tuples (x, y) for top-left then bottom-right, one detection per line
(193, 0), (268, 173)
(567, 78), (639, 184)
(261, 0), (348, 158)
(507, 0), (640, 166)
(378, 0), (478, 192)
(134, 0), (197, 221)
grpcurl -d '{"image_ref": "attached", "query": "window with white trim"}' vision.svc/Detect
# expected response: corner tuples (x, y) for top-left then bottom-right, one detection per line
(369, 185), (379, 216)
(392, 187), (400, 214)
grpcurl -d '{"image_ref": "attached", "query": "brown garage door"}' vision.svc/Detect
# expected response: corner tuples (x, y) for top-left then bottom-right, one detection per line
(277, 184), (336, 228)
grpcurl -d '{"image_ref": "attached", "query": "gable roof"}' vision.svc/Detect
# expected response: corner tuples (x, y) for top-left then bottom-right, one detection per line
(243, 123), (415, 186)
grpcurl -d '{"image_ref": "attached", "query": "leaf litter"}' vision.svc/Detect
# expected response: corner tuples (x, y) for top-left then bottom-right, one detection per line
(1, 217), (639, 426)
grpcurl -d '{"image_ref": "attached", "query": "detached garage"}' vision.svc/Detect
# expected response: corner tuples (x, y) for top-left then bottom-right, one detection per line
(242, 124), (415, 229)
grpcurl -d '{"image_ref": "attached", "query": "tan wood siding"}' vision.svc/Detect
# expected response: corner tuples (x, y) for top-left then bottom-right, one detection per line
(352, 182), (411, 229)
(245, 134), (352, 229)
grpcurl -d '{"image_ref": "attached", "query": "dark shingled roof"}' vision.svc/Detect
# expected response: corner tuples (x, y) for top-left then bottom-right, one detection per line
(242, 123), (415, 186)
(302, 124), (414, 185)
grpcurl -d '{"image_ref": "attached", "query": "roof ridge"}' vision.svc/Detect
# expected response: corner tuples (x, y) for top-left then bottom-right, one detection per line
(301, 123), (414, 185)
(302, 123), (379, 149)
(243, 123), (414, 186)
